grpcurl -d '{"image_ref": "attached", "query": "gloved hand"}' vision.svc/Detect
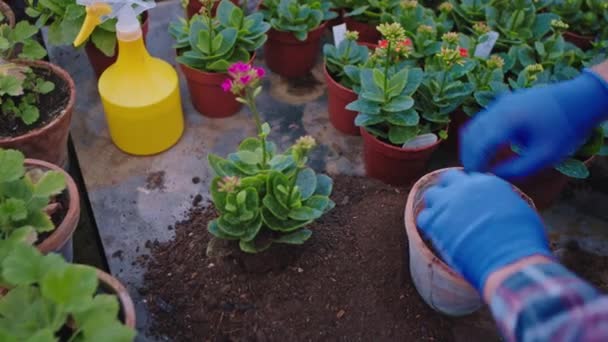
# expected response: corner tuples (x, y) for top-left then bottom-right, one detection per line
(461, 69), (608, 179)
(416, 170), (553, 292)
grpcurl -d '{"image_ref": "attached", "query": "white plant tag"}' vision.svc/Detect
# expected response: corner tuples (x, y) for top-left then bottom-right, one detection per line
(402, 133), (438, 149)
(333, 23), (347, 46)
(474, 31), (499, 58)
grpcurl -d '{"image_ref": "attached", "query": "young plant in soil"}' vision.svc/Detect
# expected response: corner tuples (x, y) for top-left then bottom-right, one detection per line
(549, 0), (608, 39)
(261, 0), (332, 41)
(0, 148), (66, 243)
(0, 20), (54, 129)
(340, 0), (400, 26)
(323, 31), (370, 89)
(170, 0), (270, 72)
(0, 241), (135, 341)
(208, 62), (335, 253)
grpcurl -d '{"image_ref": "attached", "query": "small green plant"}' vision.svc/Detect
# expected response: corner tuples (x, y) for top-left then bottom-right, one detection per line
(549, 0), (608, 39)
(209, 62), (334, 253)
(261, 0), (330, 41)
(323, 31), (370, 89)
(0, 148), (66, 242)
(462, 54), (509, 116)
(341, 0), (400, 26)
(170, 0), (270, 72)
(0, 241), (135, 341)
(393, 0), (452, 36)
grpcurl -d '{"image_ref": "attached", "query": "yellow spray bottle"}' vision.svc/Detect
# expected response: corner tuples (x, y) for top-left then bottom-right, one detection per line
(74, 0), (184, 155)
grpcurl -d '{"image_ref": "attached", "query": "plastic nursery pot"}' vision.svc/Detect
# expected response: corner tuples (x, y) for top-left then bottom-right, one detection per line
(360, 127), (442, 186)
(444, 108), (470, 155)
(186, 0), (240, 19)
(179, 52), (256, 118)
(0, 1), (15, 27)
(343, 15), (380, 44)
(324, 63), (359, 135)
(0, 60), (76, 168)
(404, 167), (536, 316)
(26, 159), (80, 262)
(84, 11), (150, 79)
(97, 269), (136, 329)
(563, 31), (594, 50)
(264, 22), (328, 78)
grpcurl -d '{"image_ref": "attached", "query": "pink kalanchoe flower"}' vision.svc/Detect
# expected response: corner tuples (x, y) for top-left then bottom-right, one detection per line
(228, 61), (251, 74)
(240, 75), (252, 85)
(221, 79), (233, 92)
(255, 67), (265, 78)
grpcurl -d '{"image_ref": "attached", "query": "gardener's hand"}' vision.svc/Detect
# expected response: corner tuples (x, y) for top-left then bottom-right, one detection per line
(460, 68), (608, 180)
(416, 170), (553, 292)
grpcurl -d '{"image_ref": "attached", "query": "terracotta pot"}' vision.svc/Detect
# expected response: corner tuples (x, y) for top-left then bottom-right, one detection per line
(343, 15), (380, 44)
(97, 269), (136, 328)
(179, 52), (255, 118)
(564, 31), (594, 50)
(0, 60), (76, 168)
(0, 1), (15, 27)
(324, 63), (359, 135)
(27, 159), (80, 262)
(361, 127), (442, 186)
(84, 12), (150, 79)
(264, 22), (327, 78)
(186, 0), (240, 19)
(405, 167), (536, 316)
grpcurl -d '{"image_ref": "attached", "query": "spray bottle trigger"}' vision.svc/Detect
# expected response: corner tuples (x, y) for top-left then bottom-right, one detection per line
(73, 3), (113, 47)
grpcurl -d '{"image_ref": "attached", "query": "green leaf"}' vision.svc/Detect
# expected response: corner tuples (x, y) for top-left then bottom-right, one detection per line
(208, 220), (240, 240)
(18, 104), (40, 125)
(314, 174), (332, 196)
(0, 76), (24, 97)
(346, 99), (381, 115)
(0, 149), (25, 182)
(288, 206), (322, 221)
(383, 96), (414, 112)
(372, 69), (386, 90)
(261, 207), (312, 232)
(208, 154), (241, 177)
(555, 158), (590, 179)
(36, 81), (55, 94)
(2, 242), (42, 286)
(386, 69), (409, 97)
(41, 264), (98, 312)
(235, 150), (262, 165)
(388, 126), (420, 145)
(274, 229), (312, 245)
(25, 329), (55, 342)
(387, 108), (419, 126)
(0, 198), (27, 222)
(0, 37), (9, 50)
(13, 21), (38, 42)
(33, 171), (65, 198)
(305, 195), (330, 212)
(295, 168), (316, 200)
(19, 41), (47, 60)
(91, 28), (116, 57)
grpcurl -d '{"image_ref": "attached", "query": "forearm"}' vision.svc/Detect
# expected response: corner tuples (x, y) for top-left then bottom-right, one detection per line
(484, 257), (608, 342)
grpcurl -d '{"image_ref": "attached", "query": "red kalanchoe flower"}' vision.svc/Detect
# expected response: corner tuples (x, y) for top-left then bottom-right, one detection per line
(379, 40), (389, 48)
(459, 47), (468, 57)
(401, 38), (412, 47)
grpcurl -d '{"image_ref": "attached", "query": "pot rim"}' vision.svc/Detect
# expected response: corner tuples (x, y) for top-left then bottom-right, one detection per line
(563, 30), (595, 41)
(0, 1), (15, 27)
(0, 60), (76, 145)
(267, 21), (328, 43)
(360, 125), (444, 153)
(96, 269), (136, 328)
(178, 51), (257, 78)
(323, 62), (356, 95)
(25, 159), (80, 254)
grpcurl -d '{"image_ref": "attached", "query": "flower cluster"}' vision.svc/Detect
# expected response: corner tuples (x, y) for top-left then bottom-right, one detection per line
(550, 19), (569, 31)
(523, 63), (544, 83)
(473, 22), (490, 35)
(401, 0), (418, 10)
(377, 23), (407, 43)
(486, 55), (505, 69)
(221, 62), (265, 95)
(345, 30), (359, 41)
(217, 176), (241, 193)
(438, 2), (453, 13)
(437, 46), (468, 67)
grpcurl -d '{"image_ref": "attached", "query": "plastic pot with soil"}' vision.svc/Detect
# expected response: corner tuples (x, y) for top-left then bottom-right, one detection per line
(404, 167), (536, 316)
(0, 60), (76, 168)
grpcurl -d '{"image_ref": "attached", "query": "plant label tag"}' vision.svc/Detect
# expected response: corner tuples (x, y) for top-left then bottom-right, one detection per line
(402, 133), (438, 149)
(333, 23), (347, 46)
(474, 31), (499, 58)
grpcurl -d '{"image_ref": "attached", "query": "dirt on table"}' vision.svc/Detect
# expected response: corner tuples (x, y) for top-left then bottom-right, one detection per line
(558, 243), (608, 292)
(145, 171), (166, 191)
(142, 176), (499, 341)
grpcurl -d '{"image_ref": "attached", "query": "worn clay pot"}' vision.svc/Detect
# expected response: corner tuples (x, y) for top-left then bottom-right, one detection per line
(361, 127), (442, 186)
(0, 60), (76, 168)
(84, 12), (150, 79)
(179, 52), (255, 118)
(27, 159), (80, 262)
(264, 22), (327, 78)
(564, 31), (594, 50)
(186, 0), (240, 19)
(343, 15), (380, 44)
(97, 269), (136, 328)
(0, 1), (15, 27)
(405, 167), (536, 316)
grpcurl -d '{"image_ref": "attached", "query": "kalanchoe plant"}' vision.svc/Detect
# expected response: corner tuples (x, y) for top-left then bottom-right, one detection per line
(0, 21), (54, 127)
(342, 0), (400, 25)
(393, 0), (453, 36)
(208, 62), (334, 253)
(549, 0), (608, 39)
(261, 0), (332, 41)
(448, 0), (491, 32)
(323, 31), (370, 89)
(0, 149), (66, 243)
(462, 54), (509, 116)
(170, 0), (270, 72)
(0, 241), (135, 341)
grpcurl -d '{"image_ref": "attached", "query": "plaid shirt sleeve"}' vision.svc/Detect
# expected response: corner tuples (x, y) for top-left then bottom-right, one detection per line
(490, 262), (608, 342)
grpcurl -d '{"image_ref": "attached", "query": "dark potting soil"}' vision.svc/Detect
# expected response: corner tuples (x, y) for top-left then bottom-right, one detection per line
(142, 176), (471, 341)
(0, 66), (70, 138)
(558, 242), (608, 292)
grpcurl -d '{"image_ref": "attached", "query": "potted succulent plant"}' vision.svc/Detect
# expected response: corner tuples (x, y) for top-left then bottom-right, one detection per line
(404, 167), (536, 316)
(207, 61), (334, 269)
(0, 148), (80, 261)
(184, 0), (240, 19)
(25, 0), (150, 78)
(549, 0), (608, 49)
(340, 0), (399, 44)
(170, 0), (269, 118)
(0, 241), (136, 341)
(0, 20), (76, 168)
(261, 0), (332, 78)
(323, 31), (371, 135)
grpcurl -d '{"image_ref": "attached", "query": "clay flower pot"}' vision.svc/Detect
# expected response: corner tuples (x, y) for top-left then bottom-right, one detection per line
(360, 127), (442, 186)
(563, 31), (594, 50)
(97, 269), (136, 328)
(0, 1), (15, 27)
(186, 0), (240, 19)
(0, 60), (76, 168)
(343, 15), (380, 44)
(179, 53), (256, 118)
(27, 159), (80, 262)
(404, 167), (536, 316)
(264, 22), (327, 78)
(85, 12), (150, 79)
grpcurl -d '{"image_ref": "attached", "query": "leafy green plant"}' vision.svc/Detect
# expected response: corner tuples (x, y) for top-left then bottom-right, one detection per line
(341, 0), (400, 25)
(0, 241), (135, 341)
(0, 148), (66, 243)
(392, 0), (452, 36)
(462, 54), (509, 116)
(549, 0), (608, 38)
(170, 0), (270, 72)
(209, 62), (334, 253)
(261, 0), (329, 41)
(323, 31), (370, 89)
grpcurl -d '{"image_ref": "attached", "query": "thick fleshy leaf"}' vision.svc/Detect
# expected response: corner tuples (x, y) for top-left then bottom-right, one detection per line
(555, 159), (589, 179)
(295, 168), (316, 200)
(288, 206), (322, 221)
(314, 174), (333, 196)
(383, 96), (414, 112)
(262, 207), (312, 232)
(208, 220), (240, 240)
(273, 229), (312, 245)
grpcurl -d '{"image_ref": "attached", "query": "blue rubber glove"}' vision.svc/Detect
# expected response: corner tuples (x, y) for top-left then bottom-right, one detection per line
(416, 170), (553, 292)
(461, 69), (608, 179)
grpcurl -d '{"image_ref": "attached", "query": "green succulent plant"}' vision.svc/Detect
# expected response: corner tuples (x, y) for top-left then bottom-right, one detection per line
(342, 0), (400, 25)
(323, 31), (370, 89)
(261, 0), (330, 41)
(462, 55), (509, 116)
(549, 0), (608, 39)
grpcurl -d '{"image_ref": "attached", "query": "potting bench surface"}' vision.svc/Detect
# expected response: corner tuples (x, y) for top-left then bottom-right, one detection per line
(46, 0), (608, 340)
